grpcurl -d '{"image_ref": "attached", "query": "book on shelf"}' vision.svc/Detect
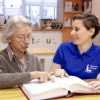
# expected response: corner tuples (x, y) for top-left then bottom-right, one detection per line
(83, 1), (92, 12)
(19, 75), (100, 100)
(65, 2), (72, 12)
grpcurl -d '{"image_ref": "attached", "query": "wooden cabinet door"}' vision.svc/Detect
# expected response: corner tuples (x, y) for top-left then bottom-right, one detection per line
(43, 31), (62, 51)
(29, 31), (43, 48)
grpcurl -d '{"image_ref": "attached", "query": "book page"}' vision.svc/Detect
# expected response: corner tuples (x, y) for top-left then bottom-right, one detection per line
(21, 79), (68, 96)
(53, 76), (91, 93)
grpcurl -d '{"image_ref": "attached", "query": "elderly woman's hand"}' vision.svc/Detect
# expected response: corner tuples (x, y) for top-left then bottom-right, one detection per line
(89, 81), (100, 93)
(30, 71), (55, 83)
(50, 69), (69, 78)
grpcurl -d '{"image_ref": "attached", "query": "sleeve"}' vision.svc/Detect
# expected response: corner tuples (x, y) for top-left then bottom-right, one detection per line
(53, 43), (63, 65)
(0, 61), (31, 89)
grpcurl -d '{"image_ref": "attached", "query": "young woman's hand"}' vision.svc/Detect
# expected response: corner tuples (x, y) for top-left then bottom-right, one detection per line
(89, 81), (100, 93)
(50, 69), (69, 78)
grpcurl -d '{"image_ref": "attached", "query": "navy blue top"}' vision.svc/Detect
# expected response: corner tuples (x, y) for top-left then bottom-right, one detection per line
(53, 42), (100, 79)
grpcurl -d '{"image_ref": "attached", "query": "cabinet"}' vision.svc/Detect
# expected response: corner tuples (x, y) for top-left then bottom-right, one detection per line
(62, 0), (82, 42)
(29, 31), (44, 48)
(43, 31), (62, 51)
(29, 30), (62, 51)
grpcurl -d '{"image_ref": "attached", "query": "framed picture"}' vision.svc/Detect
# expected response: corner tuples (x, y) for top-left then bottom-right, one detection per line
(65, 2), (72, 12)
(40, 19), (52, 29)
(64, 17), (71, 27)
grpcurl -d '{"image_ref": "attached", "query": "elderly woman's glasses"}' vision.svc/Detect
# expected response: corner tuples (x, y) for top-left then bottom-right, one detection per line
(12, 34), (33, 42)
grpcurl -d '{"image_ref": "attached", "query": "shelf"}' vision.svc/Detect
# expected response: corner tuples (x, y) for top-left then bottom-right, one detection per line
(64, 11), (82, 14)
(33, 29), (63, 31)
(62, 0), (82, 42)
(0, 28), (62, 32)
(63, 26), (72, 28)
(33, 28), (41, 31)
(41, 29), (62, 31)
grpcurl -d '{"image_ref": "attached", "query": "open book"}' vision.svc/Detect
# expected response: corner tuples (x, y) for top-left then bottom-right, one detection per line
(20, 76), (98, 100)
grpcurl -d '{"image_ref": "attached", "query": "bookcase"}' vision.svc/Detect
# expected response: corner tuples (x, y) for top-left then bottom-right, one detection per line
(62, 0), (82, 42)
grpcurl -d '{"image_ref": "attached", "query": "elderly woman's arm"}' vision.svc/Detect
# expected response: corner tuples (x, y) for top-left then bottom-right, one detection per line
(0, 68), (31, 89)
(0, 69), (54, 89)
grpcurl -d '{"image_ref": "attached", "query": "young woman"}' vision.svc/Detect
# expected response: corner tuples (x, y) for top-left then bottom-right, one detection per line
(49, 13), (100, 92)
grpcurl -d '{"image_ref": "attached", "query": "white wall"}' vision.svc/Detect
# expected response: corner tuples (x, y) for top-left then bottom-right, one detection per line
(92, 0), (100, 78)
(92, 0), (100, 45)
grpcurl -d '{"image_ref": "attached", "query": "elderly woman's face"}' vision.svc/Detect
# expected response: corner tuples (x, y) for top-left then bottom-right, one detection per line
(9, 25), (31, 53)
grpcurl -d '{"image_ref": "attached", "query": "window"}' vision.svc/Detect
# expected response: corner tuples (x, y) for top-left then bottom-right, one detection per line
(5, 0), (22, 8)
(0, 0), (3, 14)
(44, 7), (55, 19)
(0, 0), (57, 24)
(26, 6), (40, 24)
(25, 0), (57, 25)
(0, 3), (3, 14)
(4, 0), (22, 18)
(43, 0), (57, 3)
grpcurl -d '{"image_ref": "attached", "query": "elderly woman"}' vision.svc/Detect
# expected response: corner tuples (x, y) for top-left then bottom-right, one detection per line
(0, 15), (54, 89)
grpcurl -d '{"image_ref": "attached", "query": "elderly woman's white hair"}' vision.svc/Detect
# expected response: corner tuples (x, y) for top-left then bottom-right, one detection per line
(1, 15), (33, 44)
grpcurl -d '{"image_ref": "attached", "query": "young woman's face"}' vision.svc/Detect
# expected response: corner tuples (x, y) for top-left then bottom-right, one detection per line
(9, 25), (31, 53)
(71, 19), (93, 46)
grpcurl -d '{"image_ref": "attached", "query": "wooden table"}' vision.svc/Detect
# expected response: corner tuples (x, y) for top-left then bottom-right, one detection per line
(27, 48), (55, 71)
(0, 86), (26, 100)
(0, 79), (100, 100)
(27, 48), (55, 57)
